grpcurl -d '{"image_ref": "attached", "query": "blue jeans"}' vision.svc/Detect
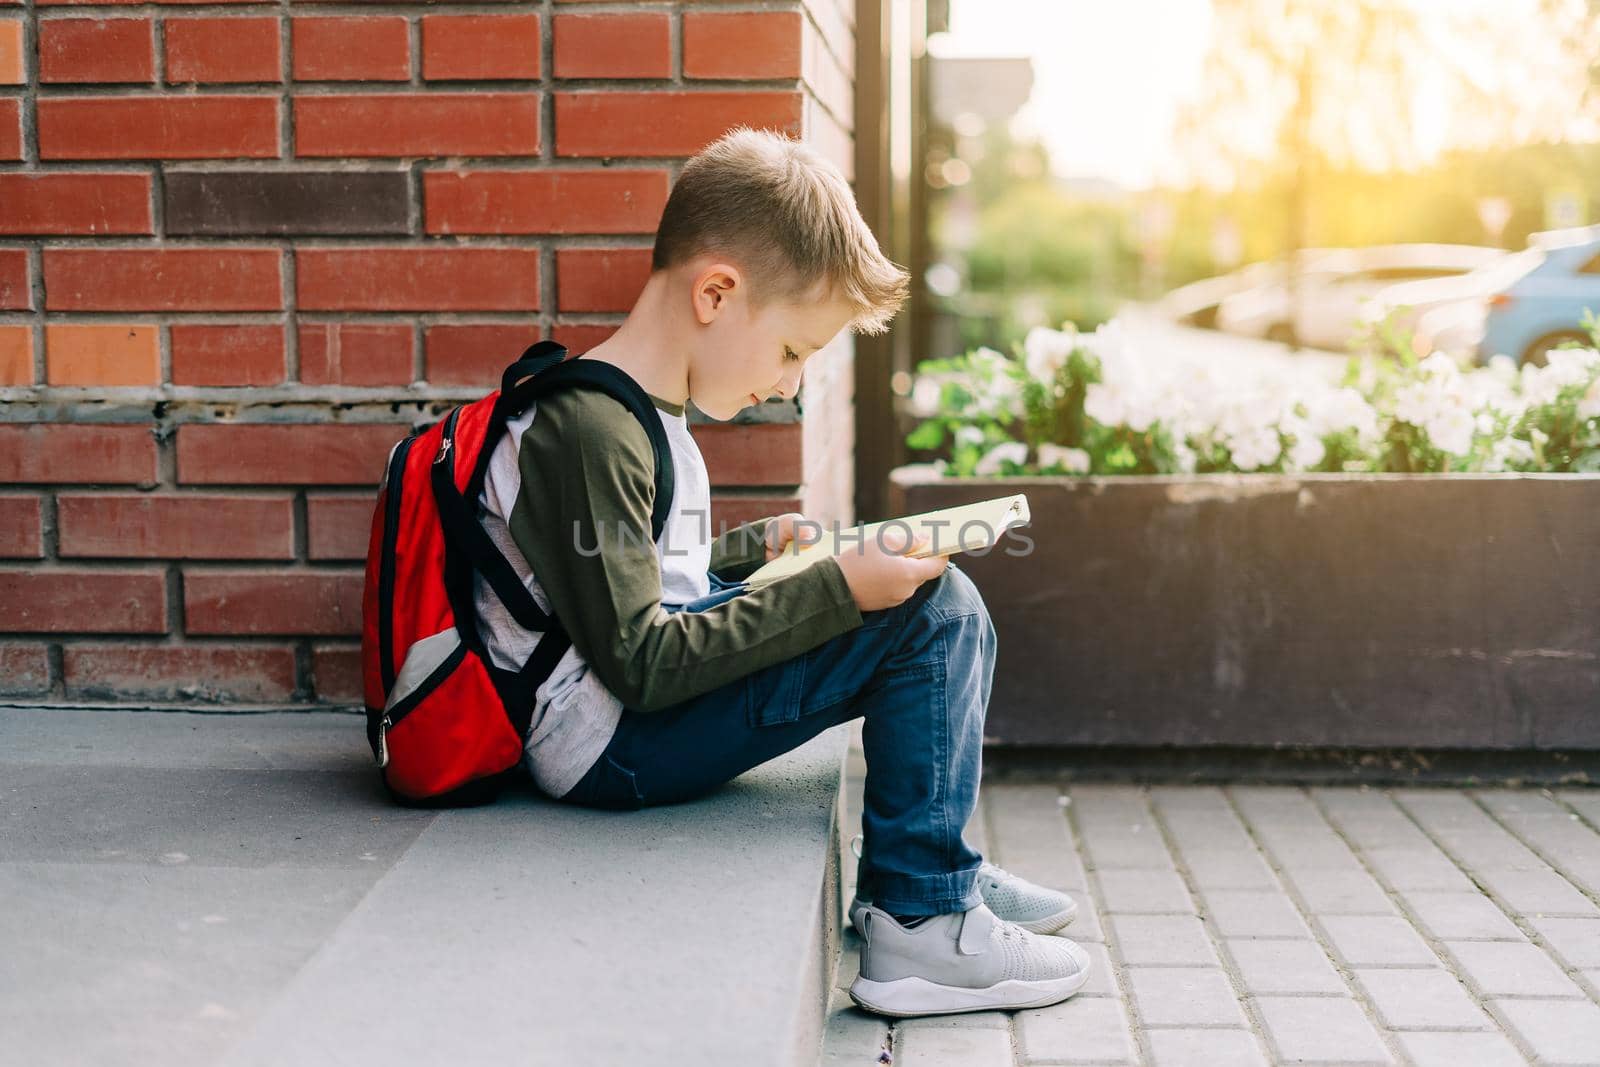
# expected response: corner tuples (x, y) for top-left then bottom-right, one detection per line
(558, 561), (996, 917)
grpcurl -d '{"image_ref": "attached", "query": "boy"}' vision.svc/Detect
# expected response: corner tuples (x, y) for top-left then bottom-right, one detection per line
(474, 126), (1091, 1017)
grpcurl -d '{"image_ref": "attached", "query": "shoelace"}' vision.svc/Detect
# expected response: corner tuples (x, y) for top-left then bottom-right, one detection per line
(978, 862), (1008, 889)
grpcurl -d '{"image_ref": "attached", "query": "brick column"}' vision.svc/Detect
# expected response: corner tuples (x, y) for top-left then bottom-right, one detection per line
(0, 0), (860, 705)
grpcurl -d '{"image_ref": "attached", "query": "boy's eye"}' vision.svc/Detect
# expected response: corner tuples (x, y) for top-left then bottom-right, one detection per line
(785, 347), (800, 363)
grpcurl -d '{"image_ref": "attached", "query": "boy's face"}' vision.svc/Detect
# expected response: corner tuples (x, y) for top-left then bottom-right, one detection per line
(687, 264), (857, 421)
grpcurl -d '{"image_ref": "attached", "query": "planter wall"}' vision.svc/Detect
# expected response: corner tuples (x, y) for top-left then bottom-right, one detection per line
(889, 467), (1600, 750)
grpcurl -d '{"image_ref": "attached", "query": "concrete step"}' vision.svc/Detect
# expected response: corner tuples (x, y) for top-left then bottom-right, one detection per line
(0, 707), (848, 1067)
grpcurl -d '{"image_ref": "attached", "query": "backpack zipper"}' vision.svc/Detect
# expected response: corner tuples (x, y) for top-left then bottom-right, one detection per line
(377, 641), (469, 771)
(377, 434), (416, 696)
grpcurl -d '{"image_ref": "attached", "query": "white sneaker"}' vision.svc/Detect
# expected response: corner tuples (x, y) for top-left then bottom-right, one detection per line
(848, 901), (1091, 1017)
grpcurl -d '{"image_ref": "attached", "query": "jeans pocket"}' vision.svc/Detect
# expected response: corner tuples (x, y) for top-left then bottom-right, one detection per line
(744, 656), (806, 728)
(567, 753), (646, 810)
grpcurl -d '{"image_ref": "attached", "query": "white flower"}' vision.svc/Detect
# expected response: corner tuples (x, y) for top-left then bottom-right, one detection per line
(1083, 371), (1164, 432)
(1022, 325), (1077, 385)
(1078, 317), (1172, 433)
(1303, 386), (1381, 445)
(1037, 443), (1091, 474)
(1548, 346), (1600, 378)
(949, 345), (1027, 420)
(1173, 441), (1198, 474)
(1083, 381), (1126, 426)
(1419, 350), (1462, 380)
(1392, 357), (1482, 458)
(1425, 407), (1475, 456)
(1483, 437), (1534, 472)
(1463, 368), (1525, 422)
(1486, 353), (1520, 382)
(1287, 434), (1325, 470)
(974, 441), (1027, 476)
(1195, 382), (1291, 472)
(949, 314), (1582, 476)
(1082, 319), (1130, 372)
(984, 373), (1025, 419)
(1229, 427), (1282, 470)
(1520, 351), (1595, 407)
(909, 376), (944, 418)
(1148, 369), (1208, 436)
(1122, 393), (1160, 433)
(1280, 415), (1326, 470)
(971, 345), (1010, 369)
(1580, 377), (1600, 420)
(1393, 381), (1434, 427)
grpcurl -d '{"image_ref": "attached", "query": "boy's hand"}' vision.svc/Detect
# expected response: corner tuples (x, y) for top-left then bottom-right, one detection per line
(763, 512), (818, 561)
(833, 525), (948, 613)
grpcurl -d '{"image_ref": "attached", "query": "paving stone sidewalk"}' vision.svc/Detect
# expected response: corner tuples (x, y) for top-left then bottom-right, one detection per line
(824, 735), (1600, 1066)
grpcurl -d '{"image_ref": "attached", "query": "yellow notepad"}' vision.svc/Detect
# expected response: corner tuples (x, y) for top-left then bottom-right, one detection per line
(743, 493), (1031, 587)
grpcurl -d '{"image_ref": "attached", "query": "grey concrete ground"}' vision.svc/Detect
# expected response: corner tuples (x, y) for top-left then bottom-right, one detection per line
(1, 706), (845, 1067)
(826, 726), (1600, 1067)
(10, 704), (1600, 1067)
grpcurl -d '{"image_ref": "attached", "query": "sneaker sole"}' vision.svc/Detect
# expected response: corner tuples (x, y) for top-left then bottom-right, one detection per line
(1015, 899), (1078, 935)
(848, 969), (1089, 1017)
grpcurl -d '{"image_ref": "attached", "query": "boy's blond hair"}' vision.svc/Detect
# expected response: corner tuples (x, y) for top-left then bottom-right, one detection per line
(651, 126), (911, 336)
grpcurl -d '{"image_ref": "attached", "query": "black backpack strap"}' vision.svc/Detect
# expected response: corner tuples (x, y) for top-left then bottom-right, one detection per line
(470, 340), (676, 542)
(463, 339), (572, 518)
(518, 354), (677, 543)
(430, 410), (566, 744)
(499, 339), (570, 403)
(432, 407), (554, 633)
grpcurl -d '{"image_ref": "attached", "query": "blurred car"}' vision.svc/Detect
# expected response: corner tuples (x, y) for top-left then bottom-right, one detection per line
(1360, 251), (1521, 338)
(1212, 247), (1342, 343)
(1414, 298), (1494, 361)
(1360, 249), (1534, 358)
(1479, 225), (1600, 366)
(1218, 244), (1503, 351)
(1157, 261), (1278, 330)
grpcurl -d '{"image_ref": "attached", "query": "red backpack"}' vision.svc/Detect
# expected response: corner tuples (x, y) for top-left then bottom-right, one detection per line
(360, 342), (676, 807)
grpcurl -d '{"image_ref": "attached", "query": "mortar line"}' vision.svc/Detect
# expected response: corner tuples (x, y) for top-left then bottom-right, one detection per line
(20, 0), (43, 386)
(1465, 786), (1600, 909)
(1386, 785), (1592, 946)
(1395, 787), (1600, 1010)
(1309, 786), (1546, 1062)
(163, 561), (183, 642)
(44, 641), (65, 700)
(669, 0), (681, 82)
(1144, 786), (1278, 1066)
(1220, 785), (1411, 1067)
(537, 0), (556, 342)
(1552, 790), (1600, 839)
(1062, 785), (1150, 1067)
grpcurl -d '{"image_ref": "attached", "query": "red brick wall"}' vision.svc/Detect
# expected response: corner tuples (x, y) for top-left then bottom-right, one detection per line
(0, 0), (859, 705)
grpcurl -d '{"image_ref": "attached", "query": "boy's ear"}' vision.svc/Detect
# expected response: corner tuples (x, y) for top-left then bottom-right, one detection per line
(692, 263), (743, 323)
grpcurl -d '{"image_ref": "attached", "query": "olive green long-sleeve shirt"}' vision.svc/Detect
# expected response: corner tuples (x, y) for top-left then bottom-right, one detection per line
(507, 386), (864, 714)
